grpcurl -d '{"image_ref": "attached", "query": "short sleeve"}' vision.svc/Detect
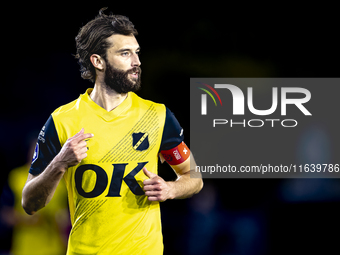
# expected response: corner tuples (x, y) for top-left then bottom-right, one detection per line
(159, 107), (184, 151)
(29, 115), (62, 175)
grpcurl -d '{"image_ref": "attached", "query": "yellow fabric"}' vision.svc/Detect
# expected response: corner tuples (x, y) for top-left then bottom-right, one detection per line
(8, 164), (68, 255)
(52, 89), (165, 254)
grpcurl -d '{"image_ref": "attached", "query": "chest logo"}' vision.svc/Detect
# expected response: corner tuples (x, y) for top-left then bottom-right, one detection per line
(132, 132), (149, 151)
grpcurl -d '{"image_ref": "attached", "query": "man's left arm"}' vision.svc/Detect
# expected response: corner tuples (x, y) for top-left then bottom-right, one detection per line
(143, 151), (203, 202)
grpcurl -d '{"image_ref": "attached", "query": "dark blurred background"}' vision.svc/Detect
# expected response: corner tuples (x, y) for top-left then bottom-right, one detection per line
(1, 3), (339, 255)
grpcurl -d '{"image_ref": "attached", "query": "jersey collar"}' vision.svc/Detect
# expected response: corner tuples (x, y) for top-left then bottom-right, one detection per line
(81, 88), (133, 121)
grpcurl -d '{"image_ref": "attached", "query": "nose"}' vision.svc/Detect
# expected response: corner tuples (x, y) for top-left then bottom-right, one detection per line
(131, 53), (141, 67)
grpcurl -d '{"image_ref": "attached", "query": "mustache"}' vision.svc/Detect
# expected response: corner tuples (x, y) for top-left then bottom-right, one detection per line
(127, 66), (142, 74)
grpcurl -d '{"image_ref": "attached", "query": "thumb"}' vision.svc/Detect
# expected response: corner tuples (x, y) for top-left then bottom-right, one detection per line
(74, 128), (84, 137)
(71, 128), (85, 140)
(143, 167), (157, 179)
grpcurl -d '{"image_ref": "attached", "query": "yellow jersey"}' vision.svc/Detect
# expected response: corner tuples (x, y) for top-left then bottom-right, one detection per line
(30, 89), (184, 255)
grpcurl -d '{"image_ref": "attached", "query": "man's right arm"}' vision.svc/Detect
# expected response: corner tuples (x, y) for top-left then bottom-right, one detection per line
(22, 128), (93, 215)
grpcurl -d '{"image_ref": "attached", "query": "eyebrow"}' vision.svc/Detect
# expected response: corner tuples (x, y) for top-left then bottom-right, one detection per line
(116, 47), (141, 53)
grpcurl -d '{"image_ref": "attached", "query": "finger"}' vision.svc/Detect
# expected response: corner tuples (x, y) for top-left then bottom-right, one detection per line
(78, 152), (88, 162)
(75, 132), (94, 143)
(71, 140), (88, 154)
(143, 184), (161, 191)
(145, 190), (160, 196)
(75, 128), (84, 137)
(143, 167), (157, 179)
(78, 146), (88, 154)
(147, 196), (161, 202)
(78, 140), (87, 148)
(69, 128), (84, 141)
(143, 178), (161, 186)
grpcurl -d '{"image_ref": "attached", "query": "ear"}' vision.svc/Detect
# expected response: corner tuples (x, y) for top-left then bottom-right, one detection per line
(90, 54), (105, 71)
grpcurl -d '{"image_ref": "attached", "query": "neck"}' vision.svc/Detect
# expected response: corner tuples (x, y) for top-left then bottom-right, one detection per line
(90, 83), (128, 112)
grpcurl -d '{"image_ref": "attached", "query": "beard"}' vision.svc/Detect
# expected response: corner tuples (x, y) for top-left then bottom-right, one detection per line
(104, 62), (142, 94)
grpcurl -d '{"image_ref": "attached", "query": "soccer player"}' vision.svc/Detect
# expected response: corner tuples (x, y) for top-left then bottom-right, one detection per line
(22, 8), (203, 255)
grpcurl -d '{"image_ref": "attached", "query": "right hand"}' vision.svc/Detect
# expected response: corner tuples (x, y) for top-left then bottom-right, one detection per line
(56, 128), (94, 168)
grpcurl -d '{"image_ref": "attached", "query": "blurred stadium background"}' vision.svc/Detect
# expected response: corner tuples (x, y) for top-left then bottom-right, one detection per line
(1, 3), (339, 255)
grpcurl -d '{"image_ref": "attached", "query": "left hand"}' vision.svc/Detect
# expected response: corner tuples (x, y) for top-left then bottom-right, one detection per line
(143, 167), (174, 202)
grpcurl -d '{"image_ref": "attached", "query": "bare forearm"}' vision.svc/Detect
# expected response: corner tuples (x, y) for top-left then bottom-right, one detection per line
(22, 129), (93, 215)
(22, 158), (66, 215)
(168, 170), (203, 199)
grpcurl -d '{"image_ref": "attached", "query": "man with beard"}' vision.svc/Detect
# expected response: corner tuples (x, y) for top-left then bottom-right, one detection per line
(22, 8), (203, 255)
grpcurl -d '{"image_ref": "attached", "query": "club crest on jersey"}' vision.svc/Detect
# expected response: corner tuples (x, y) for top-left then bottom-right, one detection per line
(32, 142), (39, 163)
(132, 132), (149, 151)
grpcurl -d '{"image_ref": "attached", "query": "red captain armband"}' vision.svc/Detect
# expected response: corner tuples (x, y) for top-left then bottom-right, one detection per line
(160, 142), (190, 165)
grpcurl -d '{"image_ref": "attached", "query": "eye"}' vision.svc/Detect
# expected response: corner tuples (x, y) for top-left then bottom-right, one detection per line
(121, 52), (130, 57)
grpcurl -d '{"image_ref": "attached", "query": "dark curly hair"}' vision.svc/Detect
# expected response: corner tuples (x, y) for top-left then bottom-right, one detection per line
(75, 7), (138, 82)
